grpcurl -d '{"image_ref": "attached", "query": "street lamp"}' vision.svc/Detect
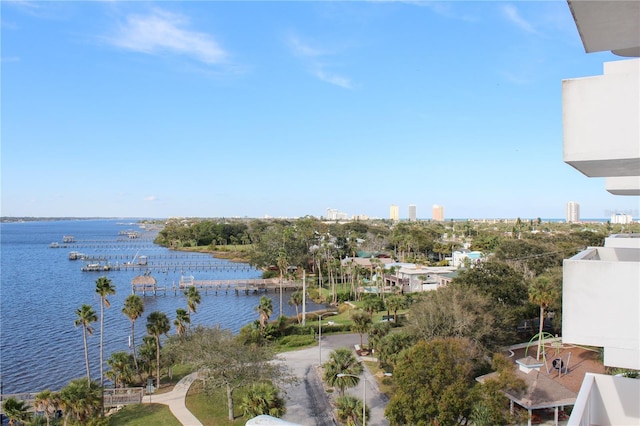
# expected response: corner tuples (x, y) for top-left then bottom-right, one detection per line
(318, 311), (338, 365)
(337, 373), (366, 426)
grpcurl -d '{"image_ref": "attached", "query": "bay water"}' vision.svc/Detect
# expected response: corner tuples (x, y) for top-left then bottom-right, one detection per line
(0, 219), (324, 395)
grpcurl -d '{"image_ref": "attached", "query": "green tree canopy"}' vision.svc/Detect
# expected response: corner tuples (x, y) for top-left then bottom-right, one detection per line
(385, 338), (484, 426)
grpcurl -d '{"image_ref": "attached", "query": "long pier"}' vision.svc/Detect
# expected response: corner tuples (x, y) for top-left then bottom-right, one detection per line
(132, 278), (302, 296)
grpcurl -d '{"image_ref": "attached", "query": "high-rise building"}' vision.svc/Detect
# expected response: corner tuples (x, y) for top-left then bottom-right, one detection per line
(408, 204), (417, 221)
(566, 201), (580, 223)
(432, 204), (444, 222)
(389, 205), (399, 221)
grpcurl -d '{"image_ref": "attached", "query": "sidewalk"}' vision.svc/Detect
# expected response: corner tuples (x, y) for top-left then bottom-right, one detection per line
(143, 372), (203, 426)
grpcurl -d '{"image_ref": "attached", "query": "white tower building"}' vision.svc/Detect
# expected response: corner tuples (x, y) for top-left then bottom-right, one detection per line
(566, 201), (580, 223)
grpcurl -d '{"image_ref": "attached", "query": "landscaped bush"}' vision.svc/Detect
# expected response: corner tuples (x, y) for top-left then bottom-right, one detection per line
(279, 335), (316, 348)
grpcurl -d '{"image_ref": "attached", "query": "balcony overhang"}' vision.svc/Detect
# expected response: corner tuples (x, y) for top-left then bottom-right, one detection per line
(606, 176), (640, 196)
(562, 59), (640, 180)
(567, 0), (640, 57)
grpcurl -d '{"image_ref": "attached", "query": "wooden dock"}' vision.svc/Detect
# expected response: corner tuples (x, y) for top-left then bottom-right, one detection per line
(0, 388), (145, 415)
(131, 276), (302, 296)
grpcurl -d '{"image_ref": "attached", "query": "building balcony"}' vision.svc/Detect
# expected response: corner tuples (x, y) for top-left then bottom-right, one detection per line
(562, 59), (640, 195)
(562, 234), (640, 371)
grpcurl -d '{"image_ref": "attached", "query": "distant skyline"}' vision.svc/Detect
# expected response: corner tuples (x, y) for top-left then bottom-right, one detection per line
(2, 1), (638, 220)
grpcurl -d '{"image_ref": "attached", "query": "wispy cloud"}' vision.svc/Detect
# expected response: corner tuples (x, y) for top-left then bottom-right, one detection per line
(287, 34), (354, 89)
(109, 9), (227, 65)
(502, 4), (538, 34)
(1, 56), (21, 63)
(144, 195), (158, 202)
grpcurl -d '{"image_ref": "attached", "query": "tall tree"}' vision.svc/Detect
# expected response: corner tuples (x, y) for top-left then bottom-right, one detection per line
(529, 276), (560, 360)
(2, 397), (31, 426)
(122, 294), (144, 375)
(163, 325), (293, 422)
(323, 348), (364, 396)
(255, 296), (273, 335)
(277, 249), (288, 317)
(105, 351), (135, 388)
(174, 308), (190, 336)
(385, 338), (482, 426)
(146, 311), (171, 388)
(336, 395), (368, 426)
(74, 304), (97, 383)
(34, 389), (60, 426)
(240, 382), (287, 418)
(350, 311), (372, 349)
(385, 294), (406, 323)
(185, 286), (201, 319)
(58, 378), (102, 425)
(95, 276), (116, 389)
(288, 291), (303, 324)
(407, 283), (502, 352)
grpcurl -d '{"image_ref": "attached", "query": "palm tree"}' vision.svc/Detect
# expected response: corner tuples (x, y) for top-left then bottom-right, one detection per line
(255, 296), (273, 335)
(323, 348), (364, 396)
(336, 395), (368, 426)
(288, 291), (303, 323)
(74, 304), (97, 383)
(146, 311), (171, 388)
(174, 308), (190, 336)
(106, 351), (135, 388)
(185, 286), (201, 319)
(385, 294), (406, 323)
(58, 378), (102, 425)
(138, 335), (157, 379)
(350, 311), (372, 349)
(240, 382), (287, 418)
(122, 293), (144, 374)
(95, 276), (116, 388)
(34, 389), (60, 426)
(2, 397), (31, 426)
(277, 249), (288, 317)
(529, 276), (560, 360)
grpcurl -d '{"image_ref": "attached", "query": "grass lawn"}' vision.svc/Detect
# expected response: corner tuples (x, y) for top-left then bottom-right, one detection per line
(185, 380), (249, 426)
(108, 404), (181, 426)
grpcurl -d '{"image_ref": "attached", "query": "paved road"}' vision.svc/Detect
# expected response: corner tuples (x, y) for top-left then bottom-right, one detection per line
(277, 333), (389, 426)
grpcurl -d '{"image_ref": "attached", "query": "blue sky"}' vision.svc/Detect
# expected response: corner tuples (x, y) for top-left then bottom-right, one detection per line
(2, 1), (638, 220)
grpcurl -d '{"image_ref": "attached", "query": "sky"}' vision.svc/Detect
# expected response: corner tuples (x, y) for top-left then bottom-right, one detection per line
(2, 1), (638, 220)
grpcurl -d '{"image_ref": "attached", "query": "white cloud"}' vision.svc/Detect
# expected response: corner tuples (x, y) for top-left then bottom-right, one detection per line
(288, 35), (326, 58)
(315, 70), (353, 89)
(502, 4), (538, 34)
(109, 9), (227, 65)
(287, 34), (354, 89)
(144, 195), (158, 202)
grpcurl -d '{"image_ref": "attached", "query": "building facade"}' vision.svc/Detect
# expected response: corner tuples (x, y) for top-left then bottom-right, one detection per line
(561, 2), (640, 425)
(566, 201), (580, 223)
(389, 205), (399, 221)
(408, 204), (416, 221)
(432, 204), (444, 222)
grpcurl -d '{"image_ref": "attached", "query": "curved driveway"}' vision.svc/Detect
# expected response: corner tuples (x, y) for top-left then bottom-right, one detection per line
(277, 333), (389, 426)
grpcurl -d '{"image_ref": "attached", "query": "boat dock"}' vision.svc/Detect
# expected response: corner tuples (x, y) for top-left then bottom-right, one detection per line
(131, 276), (302, 296)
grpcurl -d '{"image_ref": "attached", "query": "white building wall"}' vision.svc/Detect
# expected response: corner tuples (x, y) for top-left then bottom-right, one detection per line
(569, 373), (640, 426)
(562, 59), (640, 180)
(563, 245), (640, 370)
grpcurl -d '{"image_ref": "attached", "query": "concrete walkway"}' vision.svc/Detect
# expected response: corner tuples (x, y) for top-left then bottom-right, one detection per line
(143, 372), (203, 426)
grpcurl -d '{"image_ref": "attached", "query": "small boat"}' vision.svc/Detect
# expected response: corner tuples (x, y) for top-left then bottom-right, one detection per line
(63, 236), (76, 243)
(50, 242), (60, 248)
(82, 263), (111, 272)
(69, 251), (86, 260)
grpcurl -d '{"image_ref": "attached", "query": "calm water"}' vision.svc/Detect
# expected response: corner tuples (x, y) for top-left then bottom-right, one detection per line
(0, 219), (324, 394)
